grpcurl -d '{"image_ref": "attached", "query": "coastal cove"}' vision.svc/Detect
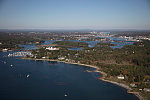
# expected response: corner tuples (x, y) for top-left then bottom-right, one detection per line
(0, 51), (139, 100)
(1, 36), (149, 100)
(22, 57), (143, 100)
(1, 0), (150, 100)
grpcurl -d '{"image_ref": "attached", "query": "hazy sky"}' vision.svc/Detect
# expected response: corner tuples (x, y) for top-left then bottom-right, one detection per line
(0, 0), (150, 30)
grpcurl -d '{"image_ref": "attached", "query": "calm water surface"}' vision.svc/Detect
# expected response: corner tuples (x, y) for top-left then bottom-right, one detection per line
(0, 52), (139, 100)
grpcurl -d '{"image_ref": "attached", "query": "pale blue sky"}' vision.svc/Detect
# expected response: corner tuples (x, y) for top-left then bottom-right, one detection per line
(0, 0), (150, 30)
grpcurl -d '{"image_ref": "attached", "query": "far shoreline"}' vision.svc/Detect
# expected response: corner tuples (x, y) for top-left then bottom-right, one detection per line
(22, 57), (144, 100)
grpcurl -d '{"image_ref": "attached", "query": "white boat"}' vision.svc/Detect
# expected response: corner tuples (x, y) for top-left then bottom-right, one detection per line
(27, 74), (30, 78)
(64, 94), (68, 96)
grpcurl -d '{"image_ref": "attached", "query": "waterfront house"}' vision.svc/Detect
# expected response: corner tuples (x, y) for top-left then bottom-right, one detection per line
(58, 57), (65, 60)
(2, 48), (8, 52)
(42, 57), (46, 59)
(117, 74), (125, 80)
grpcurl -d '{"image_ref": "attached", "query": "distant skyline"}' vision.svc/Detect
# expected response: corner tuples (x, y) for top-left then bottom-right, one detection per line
(0, 0), (150, 30)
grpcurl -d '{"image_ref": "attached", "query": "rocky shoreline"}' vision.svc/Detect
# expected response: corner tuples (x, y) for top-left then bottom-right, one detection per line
(22, 58), (144, 100)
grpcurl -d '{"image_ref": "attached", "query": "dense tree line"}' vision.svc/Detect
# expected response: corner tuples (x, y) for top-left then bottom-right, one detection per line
(53, 41), (88, 48)
(0, 33), (44, 51)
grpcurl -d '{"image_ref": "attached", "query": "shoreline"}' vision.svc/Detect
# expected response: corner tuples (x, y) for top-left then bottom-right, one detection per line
(22, 57), (144, 100)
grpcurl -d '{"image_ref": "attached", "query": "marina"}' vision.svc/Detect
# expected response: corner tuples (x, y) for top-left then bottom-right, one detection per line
(8, 51), (33, 57)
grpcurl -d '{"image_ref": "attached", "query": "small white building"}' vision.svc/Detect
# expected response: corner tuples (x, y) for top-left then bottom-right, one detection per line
(139, 89), (142, 91)
(143, 88), (150, 92)
(130, 83), (137, 87)
(2, 48), (8, 52)
(117, 74), (125, 80)
(58, 57), (65, 60)
(42, 57), (46, 59)
(46, 47), (59, 51)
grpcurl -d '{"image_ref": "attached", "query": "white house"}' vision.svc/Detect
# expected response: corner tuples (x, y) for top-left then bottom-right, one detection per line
(2, 48), (8, 52)
(42, 57), (46, 59)
(58, 57), (65, 60)
(130, 83), (137, 87)
(143, 88), (150, 92)
(45, 47), (59, 51)
(117, 74), (125, 80)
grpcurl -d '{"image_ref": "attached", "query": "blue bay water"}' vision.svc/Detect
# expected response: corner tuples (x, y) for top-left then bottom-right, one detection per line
(0, 52), (139, 100)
